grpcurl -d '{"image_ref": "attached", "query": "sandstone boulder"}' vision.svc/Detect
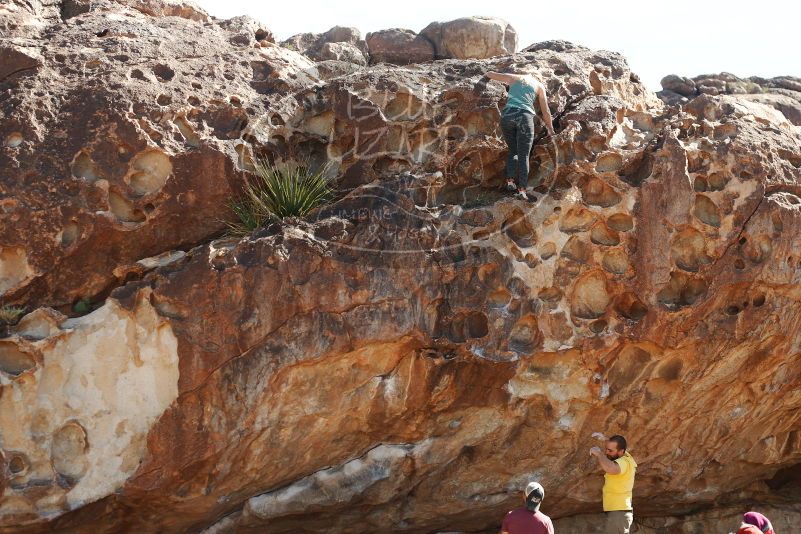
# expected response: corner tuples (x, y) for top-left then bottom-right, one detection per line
(420, 16), (517, 59)
(318, 41), (367, 65)
(658, 72), (801, 126)
(0, 0), (318, 309)
(365, 28), (435, 65)
(740, 92), (801, 126)
(281, 25), (369, 63)
(218, 15), (275, 47)
(660, 73), (696, 96)
(2, 3), (801, 534)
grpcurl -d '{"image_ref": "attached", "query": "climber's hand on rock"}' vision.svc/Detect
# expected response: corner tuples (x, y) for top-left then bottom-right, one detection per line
(591, 432), (607, 441)
(589, 446), (602, 457)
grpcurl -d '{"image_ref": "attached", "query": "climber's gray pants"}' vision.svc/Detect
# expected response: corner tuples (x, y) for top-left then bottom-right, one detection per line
(500, 106), (536, 189)
(605, 510), (633, 534)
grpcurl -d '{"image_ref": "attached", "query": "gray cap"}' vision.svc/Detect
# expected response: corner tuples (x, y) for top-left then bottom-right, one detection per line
(525, 481), (545, 511)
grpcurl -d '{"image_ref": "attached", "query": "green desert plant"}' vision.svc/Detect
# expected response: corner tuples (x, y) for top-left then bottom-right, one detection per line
(72, 297), (101, 315)
(0, 305), (25, 325)
(225, 156), (334, 236)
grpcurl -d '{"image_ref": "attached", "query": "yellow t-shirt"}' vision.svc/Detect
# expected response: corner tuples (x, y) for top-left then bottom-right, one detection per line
(603, 452), (636, 511)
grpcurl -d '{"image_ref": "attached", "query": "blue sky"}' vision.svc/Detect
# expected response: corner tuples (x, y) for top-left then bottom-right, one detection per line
(195, 0), (799, 91)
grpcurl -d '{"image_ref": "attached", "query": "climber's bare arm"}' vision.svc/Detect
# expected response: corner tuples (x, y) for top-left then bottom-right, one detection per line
(536, 83), (555, 134)
(589, 446), (622, 474)
(486, 71), (524, 85)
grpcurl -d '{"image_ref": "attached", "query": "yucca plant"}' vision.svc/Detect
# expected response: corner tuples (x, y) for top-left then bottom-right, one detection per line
(225, 156), (334, 237)
(0, 305), (25, 324)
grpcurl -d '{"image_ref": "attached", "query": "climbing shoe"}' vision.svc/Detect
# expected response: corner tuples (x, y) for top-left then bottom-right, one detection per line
(515, 190), (537, 202)
(504, 180), (516, 192)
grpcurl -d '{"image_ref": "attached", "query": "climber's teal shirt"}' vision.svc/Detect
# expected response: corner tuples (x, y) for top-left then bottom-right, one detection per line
(503, 75), (538, 115)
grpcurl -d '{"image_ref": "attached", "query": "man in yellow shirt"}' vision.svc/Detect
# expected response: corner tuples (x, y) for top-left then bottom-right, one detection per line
(590, 434), (636, 534)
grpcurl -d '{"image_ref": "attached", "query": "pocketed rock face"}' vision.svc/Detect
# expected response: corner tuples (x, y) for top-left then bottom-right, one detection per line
(1, 1), (658, 311)
(0, 0), (318, 309)
(0, 289), (179, 525)
(659, 72), (801, 126)
(3, 3), (801, 534)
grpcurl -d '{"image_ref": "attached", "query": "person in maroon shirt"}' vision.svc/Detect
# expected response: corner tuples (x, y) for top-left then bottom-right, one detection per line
(501, 481), (555, 534)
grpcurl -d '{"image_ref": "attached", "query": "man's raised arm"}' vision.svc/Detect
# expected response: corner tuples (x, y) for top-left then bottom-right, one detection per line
(590, 446), (622, 475)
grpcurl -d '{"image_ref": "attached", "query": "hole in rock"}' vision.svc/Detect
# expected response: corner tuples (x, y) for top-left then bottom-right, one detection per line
(126, 150), (172, 195)
(765, 461), (801, 492)
(539, 242), (557, 260)
(670, 228), (711, 272)
(4, 132), (23, 148)
(174, 117), (201, 148)
(606, 213), (633, 232)
(559, 207), (596, 233)
(744, 236), (772, 264)
(61, 222), (79, 247)
(619, 150), (653, 186)
(509, 314), (543, 353)
(657, 358), (683, 381)
(488, 288), (511, 308)
(538, 287), (563, 302)
(707, 172), (729, 191)
(615, 292), (647, 321)
(694, 177), (708, 192)
(602, 249), (629, 275)
(607, 346), (651, 389)
(590, 222), (620, 246)
(0, 342), (36, 376)
(580, 176), (622, 208)
(595, 152), (623, 172)
(8, 453), (28, 474)
(446, 311), (489, 342)
(570, 271), (610, 319)
(71, 151), (101, 182)
(772, 213), (783, 234)
(502, 208), (537, 248)
(51, 421), (89, 480)
(152, 64), (175, 81)
(694, 195), (721, 227)
(561, 235), (591, 263)
(589, 319), (607, 334)
(657, 271), (708, 310)
(108, 191), (146, 223)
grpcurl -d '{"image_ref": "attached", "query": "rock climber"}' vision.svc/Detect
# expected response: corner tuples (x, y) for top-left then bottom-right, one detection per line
(500, 481), (555, 534)
(485, 68), (555, 202)
(589, 433), (637, 534)
(732, 511), (776, 534)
